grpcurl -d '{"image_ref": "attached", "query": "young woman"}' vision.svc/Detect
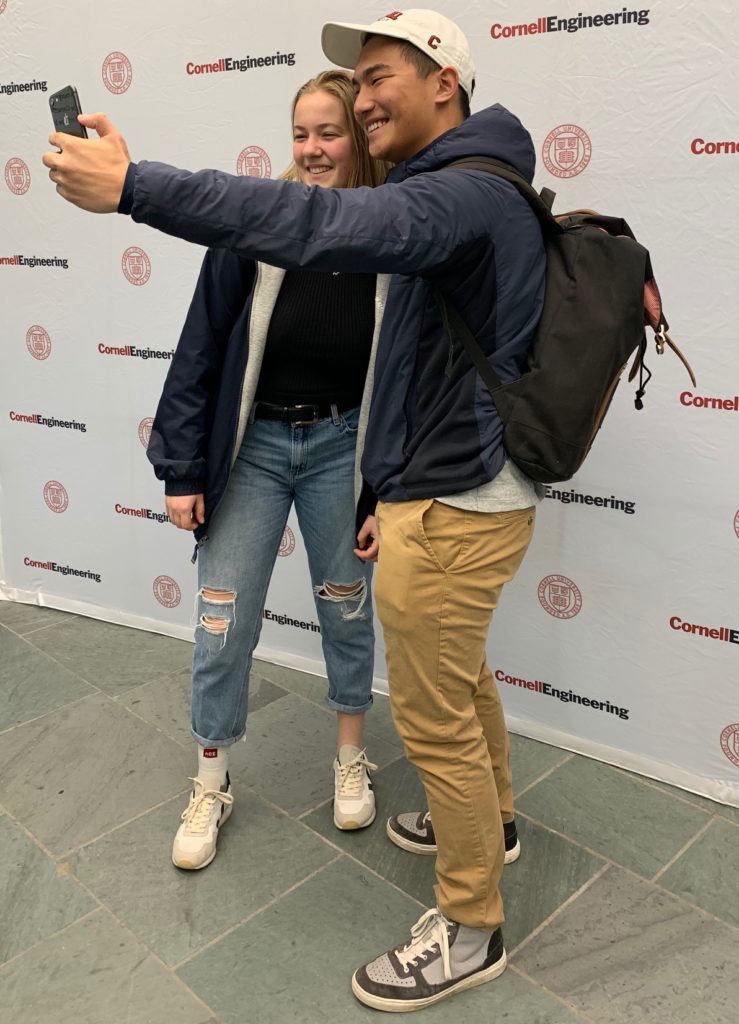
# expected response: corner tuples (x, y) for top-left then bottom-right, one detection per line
(148, 71), (390, 870)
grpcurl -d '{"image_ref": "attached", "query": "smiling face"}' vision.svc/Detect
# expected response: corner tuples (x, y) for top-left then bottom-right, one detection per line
(292, 90), (354, 188)
(352, 36), (449, 164)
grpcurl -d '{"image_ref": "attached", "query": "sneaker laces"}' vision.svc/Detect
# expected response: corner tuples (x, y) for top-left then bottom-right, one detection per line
(396, 908), (452, 982)
(181, 777), (233, 835)
(336, 749), (377, 798)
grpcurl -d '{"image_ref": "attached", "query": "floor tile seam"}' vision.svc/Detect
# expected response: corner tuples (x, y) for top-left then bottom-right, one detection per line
(512, 751), (576, 801)
(508, 861), (611, 959)
(112, 672), (184, 704)
(119, 697), (195, 751)
(0, 689), (100, 738)
(515, 806), (715, 883)
(259, 671), (402, 748)
(57, 786), (192, 860)
(515, 810), (612, 867)
(0, 906), (103, 974)
(241, 786), (429, 911)
(650, 815), (717, 883)
(716, 809), (739, 827)
(507, 963), (599, 1023)
(171, 853), (343, 971)
(9, 621), (67, 639)
(31, 861), (222, 1019)
(519, 810), (739, 935)
(284, 688), (403, 760)
(12, 629), (108, 691)
(0, 801), (67, 861)
(0, 620), (42, 642)
(650, 877), (739, 934)
(611, 764), (736, 815)
(109, 657), (198, 699)
(92, 903), (222, 1021)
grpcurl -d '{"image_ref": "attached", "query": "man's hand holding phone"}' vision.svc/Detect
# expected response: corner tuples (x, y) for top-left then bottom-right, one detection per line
(43, 106), (132, 213)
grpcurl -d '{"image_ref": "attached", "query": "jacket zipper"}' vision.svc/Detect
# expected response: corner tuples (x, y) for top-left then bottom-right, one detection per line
(191, 266), (263, 564)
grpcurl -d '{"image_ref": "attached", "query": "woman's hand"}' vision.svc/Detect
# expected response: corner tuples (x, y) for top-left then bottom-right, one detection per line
(354, 515), (379, 562)
(166, 494), (205, 531)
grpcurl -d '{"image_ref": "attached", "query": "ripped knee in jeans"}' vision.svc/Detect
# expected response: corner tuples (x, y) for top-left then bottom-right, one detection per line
(197, 587), (236, 651)
(314, 578), (368, 621)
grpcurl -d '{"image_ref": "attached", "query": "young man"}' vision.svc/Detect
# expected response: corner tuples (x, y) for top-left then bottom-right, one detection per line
(44, 10), (545, 1012)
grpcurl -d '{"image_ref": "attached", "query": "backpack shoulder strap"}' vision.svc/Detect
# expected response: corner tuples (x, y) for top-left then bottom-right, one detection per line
(443, 156), (562, 234)
(434, 285), (504, 395)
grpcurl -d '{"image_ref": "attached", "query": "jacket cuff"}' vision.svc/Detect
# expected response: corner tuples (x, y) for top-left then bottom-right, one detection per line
(355, 479), (379, 536)
(118, 162), (137, 215)
(164, 479), (205, 497)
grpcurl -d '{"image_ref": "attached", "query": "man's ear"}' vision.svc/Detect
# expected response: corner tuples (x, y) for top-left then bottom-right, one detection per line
(435, 66), (460, 107)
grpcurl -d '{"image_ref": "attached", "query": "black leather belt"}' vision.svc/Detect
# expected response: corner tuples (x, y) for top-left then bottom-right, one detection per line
(253, 401), (338, 426)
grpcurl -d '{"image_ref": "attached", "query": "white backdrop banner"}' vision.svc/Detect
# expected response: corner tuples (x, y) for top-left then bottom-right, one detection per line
(1, 1), (737, 804)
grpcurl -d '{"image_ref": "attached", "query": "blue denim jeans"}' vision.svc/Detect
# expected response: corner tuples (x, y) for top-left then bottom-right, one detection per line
(191, 405), (374, 747)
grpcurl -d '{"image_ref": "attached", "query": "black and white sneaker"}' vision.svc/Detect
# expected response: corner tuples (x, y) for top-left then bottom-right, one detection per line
(352, 907), (507, 1012)
(334, 746), (377, 830)
(172, 774), (233, 870)
(386, 812), (521, 864)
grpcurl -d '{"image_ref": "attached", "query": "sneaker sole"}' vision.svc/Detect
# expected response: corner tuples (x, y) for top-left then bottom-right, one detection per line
(505, 839), (521, 864)
(385, 820), (436, 855)
(386, 821), (521, 864)
(172, 802), (232, 871)
(351, 949), (507, 1012)
(334, 805), (377, 831)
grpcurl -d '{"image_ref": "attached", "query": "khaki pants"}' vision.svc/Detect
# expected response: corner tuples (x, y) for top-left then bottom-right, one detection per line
(375, 498), (535, 931)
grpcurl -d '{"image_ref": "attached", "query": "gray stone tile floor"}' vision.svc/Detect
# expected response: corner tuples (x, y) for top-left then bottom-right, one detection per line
(1, 603), (737, 1023)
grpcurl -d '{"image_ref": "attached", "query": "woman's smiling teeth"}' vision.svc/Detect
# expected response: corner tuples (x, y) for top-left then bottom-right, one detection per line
(308, 165), (333, 174)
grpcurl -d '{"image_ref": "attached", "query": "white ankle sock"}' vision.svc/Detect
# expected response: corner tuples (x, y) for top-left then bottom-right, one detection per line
(197, 745), (229, 790)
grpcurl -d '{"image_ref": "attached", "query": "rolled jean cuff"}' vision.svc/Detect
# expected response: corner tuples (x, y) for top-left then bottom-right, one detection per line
(190, 727), (246, 748)
(325, 693), (373, 715)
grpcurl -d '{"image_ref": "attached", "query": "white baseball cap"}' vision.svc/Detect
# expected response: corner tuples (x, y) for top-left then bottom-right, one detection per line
(322, 9), (475, 98)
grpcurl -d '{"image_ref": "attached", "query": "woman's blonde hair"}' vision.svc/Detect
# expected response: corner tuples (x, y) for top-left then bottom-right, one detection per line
(281, 69), (391, 188)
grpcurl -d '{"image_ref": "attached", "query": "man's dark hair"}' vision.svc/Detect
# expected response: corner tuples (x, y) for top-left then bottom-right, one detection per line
(366, 35), (472, 119)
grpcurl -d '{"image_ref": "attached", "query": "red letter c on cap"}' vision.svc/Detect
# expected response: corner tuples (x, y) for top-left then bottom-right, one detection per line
(427, 34), (441, 49)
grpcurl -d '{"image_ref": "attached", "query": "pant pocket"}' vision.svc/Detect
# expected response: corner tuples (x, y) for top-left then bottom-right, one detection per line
(418, 500), (469, 572)
(337, 406), (360, 435)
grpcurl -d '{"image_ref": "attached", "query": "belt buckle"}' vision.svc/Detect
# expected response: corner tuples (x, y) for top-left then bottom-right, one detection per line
(291, 404), (321, 426)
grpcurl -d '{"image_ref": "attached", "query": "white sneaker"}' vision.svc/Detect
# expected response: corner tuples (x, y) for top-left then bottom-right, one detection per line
(172, 775), (233, 870)
(333, 746), (377, 830)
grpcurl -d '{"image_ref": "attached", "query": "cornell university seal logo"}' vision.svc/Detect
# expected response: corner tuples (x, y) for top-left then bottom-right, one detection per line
(237, 146), (271, 179)
(5, 157), (30, 195)
(538, 574), (583, 619)
(138, 417), (153, 448)
(720, 724), (739, 767)
(122, 246), (151, 286)
(43, 481), (69, 513)
(153, 575), (181, 608)
(542, 125), (592, 179)
(26, 325), (52, 360)
(278, 526), (296, 556)
(102, 52), (133, 94)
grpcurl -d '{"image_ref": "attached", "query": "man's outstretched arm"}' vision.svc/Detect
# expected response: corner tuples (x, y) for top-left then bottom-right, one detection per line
(43, 114), (492, 276)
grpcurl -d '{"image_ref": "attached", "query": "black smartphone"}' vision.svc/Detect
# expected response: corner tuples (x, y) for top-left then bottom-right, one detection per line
(49, 85), (88, 138)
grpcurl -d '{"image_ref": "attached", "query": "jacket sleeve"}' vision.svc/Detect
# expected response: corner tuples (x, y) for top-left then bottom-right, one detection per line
(147, 248), (255, 495)
(128, 161), (493, 274)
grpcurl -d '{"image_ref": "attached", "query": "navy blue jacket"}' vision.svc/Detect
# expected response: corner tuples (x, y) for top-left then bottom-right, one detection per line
(136, 105), (545, 535)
